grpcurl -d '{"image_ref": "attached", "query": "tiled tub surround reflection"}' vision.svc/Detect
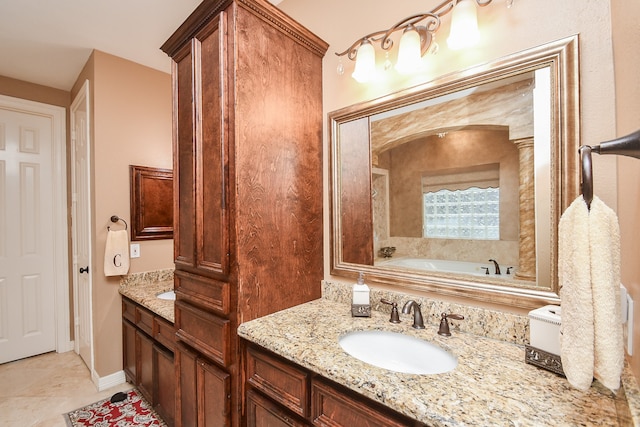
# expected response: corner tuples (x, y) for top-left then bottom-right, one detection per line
(118, 269), (174, 323)
(238, 280), (640, 426)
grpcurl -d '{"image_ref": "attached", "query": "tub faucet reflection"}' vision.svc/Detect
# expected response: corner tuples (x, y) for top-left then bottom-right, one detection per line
(379, 246), (396, 258)
(489, 259), (501, 275)
(402, 300), (425, 329)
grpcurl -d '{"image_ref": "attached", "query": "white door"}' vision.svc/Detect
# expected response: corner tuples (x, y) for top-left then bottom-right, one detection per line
(0, 97), (67, 364)
(71, 81), (93, 370)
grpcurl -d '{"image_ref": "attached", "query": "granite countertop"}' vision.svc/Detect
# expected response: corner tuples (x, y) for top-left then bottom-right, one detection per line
(119, 279), (175, 323)
(237, 298), (622, 426)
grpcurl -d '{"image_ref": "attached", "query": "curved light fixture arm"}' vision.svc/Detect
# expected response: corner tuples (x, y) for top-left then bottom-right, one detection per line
(336, 0), (493, 59)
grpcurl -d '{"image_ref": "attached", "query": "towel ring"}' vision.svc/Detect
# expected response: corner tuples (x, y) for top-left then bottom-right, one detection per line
(579, 129), (640, 211)
(579, 145), (593, 210)
(108, 215), (128, 231)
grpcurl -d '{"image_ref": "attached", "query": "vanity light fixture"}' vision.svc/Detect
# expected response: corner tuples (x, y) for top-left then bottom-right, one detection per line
(337, 0), (505, 82)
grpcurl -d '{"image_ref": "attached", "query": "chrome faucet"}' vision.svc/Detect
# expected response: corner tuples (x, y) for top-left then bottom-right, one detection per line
(489, 259), (501, 275)
(402, 300), (425, 329)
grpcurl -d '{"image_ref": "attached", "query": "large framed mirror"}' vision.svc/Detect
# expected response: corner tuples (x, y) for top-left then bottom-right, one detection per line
(329, 36), (580, 310)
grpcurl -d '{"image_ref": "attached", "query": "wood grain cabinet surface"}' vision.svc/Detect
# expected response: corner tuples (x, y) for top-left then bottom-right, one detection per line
(160, 1), (328, 426)
(122, 297), (176, 427)
(244, 343), (427, 427)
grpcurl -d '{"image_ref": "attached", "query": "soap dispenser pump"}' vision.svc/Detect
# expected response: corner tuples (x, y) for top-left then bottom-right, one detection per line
(351, 272), (371, 317)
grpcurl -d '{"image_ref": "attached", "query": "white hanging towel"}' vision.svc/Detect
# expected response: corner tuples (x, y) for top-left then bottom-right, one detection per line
(104, 229), (130, 276)
(558, 195), (623, 392)
(558, 195), (594, 390)
(589, 196), (623, 392)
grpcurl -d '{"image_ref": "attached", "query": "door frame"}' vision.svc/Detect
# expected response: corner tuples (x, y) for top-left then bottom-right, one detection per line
(70, 80), (94, 372)
(0, 94), (71, 355)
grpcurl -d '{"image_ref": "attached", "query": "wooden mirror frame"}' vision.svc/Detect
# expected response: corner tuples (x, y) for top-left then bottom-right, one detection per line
(130, 165), (174, 241)
(329, 36), (580, 310)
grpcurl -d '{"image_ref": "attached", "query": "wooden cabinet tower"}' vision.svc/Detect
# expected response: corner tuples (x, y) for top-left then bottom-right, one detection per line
(161, 0), (327, 425)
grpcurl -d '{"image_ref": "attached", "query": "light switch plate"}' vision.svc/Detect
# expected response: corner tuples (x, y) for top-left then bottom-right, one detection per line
(130, 243), (140, 258)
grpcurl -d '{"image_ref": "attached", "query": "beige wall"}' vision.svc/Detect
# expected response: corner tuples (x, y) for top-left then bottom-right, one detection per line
(70, 50), (174, 377)
(0, 75), (69, 108)
(611, 1), (640, 379)
(279, 0), (639, 369)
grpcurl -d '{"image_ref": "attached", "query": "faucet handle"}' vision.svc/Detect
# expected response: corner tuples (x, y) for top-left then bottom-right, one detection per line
(437, 312), (465, 336)
(381, 299), (400, 323)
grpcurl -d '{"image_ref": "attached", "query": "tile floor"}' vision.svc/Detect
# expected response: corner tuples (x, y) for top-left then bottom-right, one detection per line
(0, 351), (131, 427)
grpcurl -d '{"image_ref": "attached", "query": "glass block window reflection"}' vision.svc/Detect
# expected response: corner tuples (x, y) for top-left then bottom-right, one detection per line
(423, 187), (499, 240)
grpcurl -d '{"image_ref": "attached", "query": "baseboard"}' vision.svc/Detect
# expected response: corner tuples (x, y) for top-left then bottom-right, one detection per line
(59, 340), (75, 353)
(93, 369), (127, 392)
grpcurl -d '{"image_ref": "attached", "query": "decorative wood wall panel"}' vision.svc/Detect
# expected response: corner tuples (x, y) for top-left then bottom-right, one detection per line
(130, 165), (173, 241)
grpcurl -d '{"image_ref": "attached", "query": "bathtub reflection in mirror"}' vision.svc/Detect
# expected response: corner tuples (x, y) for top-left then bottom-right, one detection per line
(329, 36), (580, 309)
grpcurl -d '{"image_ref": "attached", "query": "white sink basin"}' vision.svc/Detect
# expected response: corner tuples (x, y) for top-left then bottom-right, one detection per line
(338, 330), (457, 374)
(156, 290), (176, 301)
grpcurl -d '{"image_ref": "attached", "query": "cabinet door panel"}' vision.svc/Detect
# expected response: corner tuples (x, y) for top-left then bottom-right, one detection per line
(122, 298), (136, 324)
(136, 306), (154, 336)
(176, 343), (198, 427)
(312, 379), (409, 427)
(154, 345), (175, 427)
(198, 358), (231, 427)
(137, 331), (154, 404)
(122, 319), (136, 383)
(175, 300), (231, 366)
(247, 390), (308, 427)
(194, 14), (229, 277)
(154, 315), (176, 352)
(173, 41), (196, 269)
(174, 270), (230, 315)
(246, 345), (309, 417)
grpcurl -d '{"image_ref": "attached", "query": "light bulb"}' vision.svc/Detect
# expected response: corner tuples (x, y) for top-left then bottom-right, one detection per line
(395, 26), (422, 74)
(447, 0), (480, 50)
(351, 40), (376, 83)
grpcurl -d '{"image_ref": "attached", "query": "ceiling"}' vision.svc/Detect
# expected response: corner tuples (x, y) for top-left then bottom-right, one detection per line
(0, 0), (283, 91)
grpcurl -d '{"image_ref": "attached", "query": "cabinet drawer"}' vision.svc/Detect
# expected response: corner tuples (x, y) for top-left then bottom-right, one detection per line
(175, 300), (230, 366)
(246, 390), (308, 427)
(174, 270), (230, 315)
(312, 378), (411, 427)
(153, 316), (176, 352)
(136, 306), (154, 336)
(122, 298), (136, 323)
(246, 345), (310, 418)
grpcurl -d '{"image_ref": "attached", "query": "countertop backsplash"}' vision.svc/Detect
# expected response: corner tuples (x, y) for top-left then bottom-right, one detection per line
(119, 268), (174, 288)
(322, 279), (529, 346)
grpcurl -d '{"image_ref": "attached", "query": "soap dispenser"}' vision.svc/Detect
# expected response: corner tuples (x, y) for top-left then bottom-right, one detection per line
(351, 272), (371, 317)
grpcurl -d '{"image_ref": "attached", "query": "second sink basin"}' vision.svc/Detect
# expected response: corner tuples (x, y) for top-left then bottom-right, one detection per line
(156, 290), (176, 301)
(338, 330), (457, 374)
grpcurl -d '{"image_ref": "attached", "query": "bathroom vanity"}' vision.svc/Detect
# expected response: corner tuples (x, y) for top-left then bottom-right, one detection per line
(120, 280), (175, 426)
(239, 296), (626, 426)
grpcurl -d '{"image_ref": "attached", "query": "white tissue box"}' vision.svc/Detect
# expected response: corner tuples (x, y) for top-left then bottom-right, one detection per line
(528, 305), (561, 355)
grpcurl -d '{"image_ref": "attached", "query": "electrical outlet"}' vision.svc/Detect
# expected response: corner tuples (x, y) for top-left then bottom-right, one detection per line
(130, 243), (140, 258)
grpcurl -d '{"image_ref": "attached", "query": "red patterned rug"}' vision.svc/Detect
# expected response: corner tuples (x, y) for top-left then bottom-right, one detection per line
(64, 388), (167, 427)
